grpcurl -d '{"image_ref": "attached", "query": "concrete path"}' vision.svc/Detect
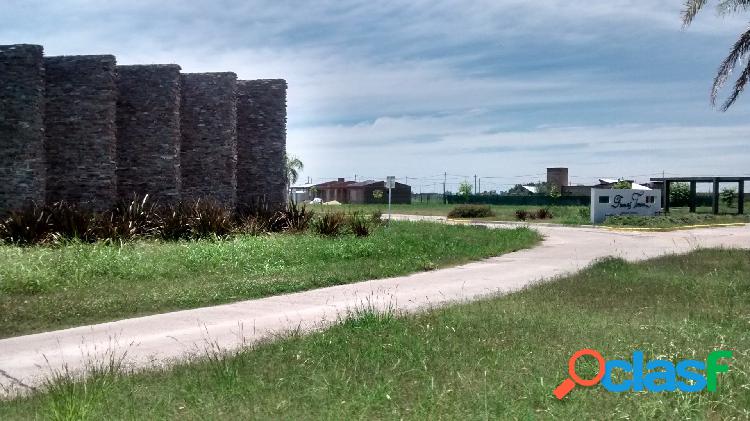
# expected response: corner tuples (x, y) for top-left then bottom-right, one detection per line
(1, 219), (748, 396)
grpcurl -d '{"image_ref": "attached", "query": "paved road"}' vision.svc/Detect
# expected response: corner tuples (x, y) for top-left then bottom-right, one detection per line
(1, 218), (748, 396)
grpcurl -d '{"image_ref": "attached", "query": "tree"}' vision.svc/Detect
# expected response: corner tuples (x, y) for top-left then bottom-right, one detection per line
(507, 184), (529, 195)
(548, 184), (561, 199)
(458, 181), (472, 199)
(670, 182), (691, 207)
(612, 180), (632, 189)
(721, 186), (737, 208)
(284, 154), (304, 186)
(683, 1), (750, 110)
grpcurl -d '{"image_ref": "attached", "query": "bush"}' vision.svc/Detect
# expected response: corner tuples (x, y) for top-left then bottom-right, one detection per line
(278, 202), (314, 232)
(370, 209), (383, 225)
(0, 196), (320, 245)
(347, 212), (370, 237)
(535, 208), (553, 219)
(96, 195), (161, 240)
(447, 205), (495, 218)
(721, 187), (737, 208)
(312, 212), (346, 236)
(0, 203), (53, 245)
(189, 199), (234, 238)
(47, 201), (96, 242)
(670, 183), (691, 207)
(515, 210), (528, 221)
(160, 202), (194, 241)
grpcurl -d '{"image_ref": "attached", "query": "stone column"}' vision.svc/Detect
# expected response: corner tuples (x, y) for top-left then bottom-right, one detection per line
(179, 73), (238, 208)
(0, 44), (45, 214)
(116, 64), (182, 204)
(44, 55), (118, 211)
(236, 79), (288, 211)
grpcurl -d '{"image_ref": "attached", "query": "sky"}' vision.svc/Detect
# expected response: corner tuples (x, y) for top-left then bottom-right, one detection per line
(2, 0), (749, 192)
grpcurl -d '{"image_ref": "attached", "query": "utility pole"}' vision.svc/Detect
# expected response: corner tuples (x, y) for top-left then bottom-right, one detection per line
(354, 174), (357, 182)
(405, 176), (408, 186)
(443, 172), (447, 204)
(478, 177), (481, 194)
(474, 174), (477, 194)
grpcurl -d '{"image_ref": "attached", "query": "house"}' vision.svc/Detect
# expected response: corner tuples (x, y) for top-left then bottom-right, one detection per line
(347, 180), (411, 204)
(290, 182), (317, 203)
(315, 178), (355, 203)
(306, 178), (412, 204)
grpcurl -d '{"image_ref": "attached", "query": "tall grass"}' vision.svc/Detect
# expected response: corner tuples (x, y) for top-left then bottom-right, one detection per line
(0, 222), (540, 337)
(2, 249), (747, 419)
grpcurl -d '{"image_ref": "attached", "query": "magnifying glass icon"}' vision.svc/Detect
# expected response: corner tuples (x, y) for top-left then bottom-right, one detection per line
(553, 348), (605, 399)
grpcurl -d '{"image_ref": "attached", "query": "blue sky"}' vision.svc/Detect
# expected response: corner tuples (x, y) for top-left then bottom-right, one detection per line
(3, 0), (749, 192)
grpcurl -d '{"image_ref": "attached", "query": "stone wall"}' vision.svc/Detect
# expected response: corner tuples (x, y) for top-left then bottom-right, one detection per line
(116, 64), (181, 203)
(0, 44), (289, 214)
(236, 79), (288, 209)
(180, 73), (238, 208)
(44, 55), (118, 211)
(0, 44), (46, 213)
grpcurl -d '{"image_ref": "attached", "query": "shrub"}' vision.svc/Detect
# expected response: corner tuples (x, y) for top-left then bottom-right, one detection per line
(535, 208), (553, 219)
(312, 212), (346, 236)
(721, 187), (737, 208)
(448, 205), (495, 218)
(189, 199), (234, 238)
(96, 195), (161, 240)
(0, 203), (53, 245)
(348, 212), (370, 237)
(46, 201), (96, 242)
(236, 215), (270, 236)
(160, 202), (194, 241)
(278, 202), (314, 232)
(515, 210), (528, 221)
(670, 183), (691, 207)
(370, 209), (383, 225)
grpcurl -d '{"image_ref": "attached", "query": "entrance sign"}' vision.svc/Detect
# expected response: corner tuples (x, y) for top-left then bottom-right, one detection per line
(590, 189), (661, 224)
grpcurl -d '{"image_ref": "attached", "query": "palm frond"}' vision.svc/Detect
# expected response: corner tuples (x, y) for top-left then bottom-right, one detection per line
(717, 0), (750, 16)
(719, 61), (750, 110)
(682, 0), (709, 27)
(712, 27), (750, 108)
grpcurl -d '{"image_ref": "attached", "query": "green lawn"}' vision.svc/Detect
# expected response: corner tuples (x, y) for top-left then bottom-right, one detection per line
(2, 249), (747, 419)
(313, 203), (591, 224)
(0, 221), (539, 338)
(604, 212), (750, 230)
(323, 202), (750, 228)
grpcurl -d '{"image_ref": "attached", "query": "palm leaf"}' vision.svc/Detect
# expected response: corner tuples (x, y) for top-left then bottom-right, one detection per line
(717, 0), (750, 16)
(712, 27), (750, 109)
(682, 0), (709, 27)
(719, 60), (750, 110)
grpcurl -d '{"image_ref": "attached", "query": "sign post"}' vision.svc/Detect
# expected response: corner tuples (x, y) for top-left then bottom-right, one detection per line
(386, 176), (395, 223)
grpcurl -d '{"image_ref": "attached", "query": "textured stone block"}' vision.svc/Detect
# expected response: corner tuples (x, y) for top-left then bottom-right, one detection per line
(0, 44), (45, 214)
(180, 72), (237, 207)
(116, 64), (181, 203)
(44, 55), (118, 211)
(236, 79), (287, 210)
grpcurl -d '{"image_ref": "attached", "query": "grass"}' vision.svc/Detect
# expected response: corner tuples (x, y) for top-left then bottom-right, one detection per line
(604, 212), (750, 230)
(2, 249), (748, 419)
(326, 202), (750, 228)
(0, 221), (539, 338)
(317, 202), (591, 224)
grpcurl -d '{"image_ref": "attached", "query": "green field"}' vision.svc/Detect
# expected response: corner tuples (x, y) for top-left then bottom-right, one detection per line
(0, 221), (539, 338)
(311, 201), (750, 227)
(2, 249), (747, 419)
(312, 202), (591, 224)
